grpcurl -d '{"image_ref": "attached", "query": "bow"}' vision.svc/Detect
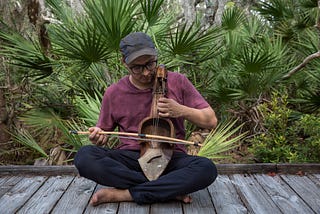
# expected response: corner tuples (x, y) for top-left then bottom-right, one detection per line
(69, 130), (202, 147)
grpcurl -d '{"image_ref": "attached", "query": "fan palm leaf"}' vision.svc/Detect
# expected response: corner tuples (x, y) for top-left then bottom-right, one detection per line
(222, 6), (246, 31)
(11, 129), (48, 158)
(139, 0), (166, 27)
(49, 20), (112, 68)
(198, 120), (247, 159)
(255, 0), (295, 23)
(84, 0), (138, 51)
(0, 24), (53, 79)
(163, 22), (222, 67)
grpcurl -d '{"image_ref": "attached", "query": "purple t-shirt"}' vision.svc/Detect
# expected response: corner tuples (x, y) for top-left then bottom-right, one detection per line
(96, 71), (209, 153)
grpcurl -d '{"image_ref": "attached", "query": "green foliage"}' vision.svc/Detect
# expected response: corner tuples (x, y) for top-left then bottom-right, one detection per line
(249, 90), (320, 163)
(198, 120), (247, 159)
(1, 0), (320, 164)
(0, 23), (53, 79)
(11, 129), (48, 158)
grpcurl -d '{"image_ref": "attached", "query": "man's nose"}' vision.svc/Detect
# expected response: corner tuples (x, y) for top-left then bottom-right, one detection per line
(142, 66), (151, 75)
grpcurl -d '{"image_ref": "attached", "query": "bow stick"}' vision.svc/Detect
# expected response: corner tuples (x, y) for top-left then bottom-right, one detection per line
(70, 130), (202, 147)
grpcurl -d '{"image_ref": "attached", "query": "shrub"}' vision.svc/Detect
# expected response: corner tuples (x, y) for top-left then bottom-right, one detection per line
(249, 91), (320, 163)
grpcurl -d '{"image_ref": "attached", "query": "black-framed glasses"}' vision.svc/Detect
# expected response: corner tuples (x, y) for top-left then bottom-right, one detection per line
(129, 60), (158, 74)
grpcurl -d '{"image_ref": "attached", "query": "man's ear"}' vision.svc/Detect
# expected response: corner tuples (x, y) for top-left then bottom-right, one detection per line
(121, 57), (130, 70)
(121, 56), (125, 64)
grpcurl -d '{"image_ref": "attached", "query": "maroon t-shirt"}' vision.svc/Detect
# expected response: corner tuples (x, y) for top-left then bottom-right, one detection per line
(96, 71), (209, 153)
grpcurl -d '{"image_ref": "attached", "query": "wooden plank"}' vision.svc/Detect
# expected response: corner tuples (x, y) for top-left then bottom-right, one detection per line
(0, 176), (23, 198)
(0, 165), (78, 176)
(281, 174), (320, 213)
(208, 175), (247, 213)
(1, 164), (319, 176)
(307, 174), (320, 189)
(51, 176), (96, 214)
(16, 175), (74, 214)
(85, 202), (119, 214)
(217, 164), (277, 175)
(230, 174), (281, 214)
(0, 176), (10, 185)
(254, 174), (314, 214)
(0, 176), (47, 214)
(84, 185), (119, 214)
(118, 202), (149, 214)
(277, 164), (320, 174)
(150, 201), (182, 214)
(183, 188), (215, 214)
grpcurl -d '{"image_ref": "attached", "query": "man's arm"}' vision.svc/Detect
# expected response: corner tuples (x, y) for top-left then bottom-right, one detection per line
(157, 97), (217, 129)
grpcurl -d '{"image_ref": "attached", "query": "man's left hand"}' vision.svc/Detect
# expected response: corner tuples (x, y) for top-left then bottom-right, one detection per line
(157, 97), (184, 118)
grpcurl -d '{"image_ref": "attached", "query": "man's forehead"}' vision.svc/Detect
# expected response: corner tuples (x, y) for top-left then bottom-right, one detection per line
(129, 55), (157, 65)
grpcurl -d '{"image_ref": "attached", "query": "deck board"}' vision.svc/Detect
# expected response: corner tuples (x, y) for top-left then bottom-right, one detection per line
(230, 174), (282, 214)
(253, 174), (314, 214)
(0, 176), (23, 198)
(16, 176), (74, 214)
(280, 174), (320, 213)
(51, 176), (96, 214)
(0, 165), (319, 214)
(0, 176), (47, 214)
(183, 188), (215, 214)
(208, 175), (247, 213)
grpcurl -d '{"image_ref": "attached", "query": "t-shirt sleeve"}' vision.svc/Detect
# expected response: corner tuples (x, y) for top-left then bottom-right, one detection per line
(96, 87), (116, 131)
(181, 74), (210, 109)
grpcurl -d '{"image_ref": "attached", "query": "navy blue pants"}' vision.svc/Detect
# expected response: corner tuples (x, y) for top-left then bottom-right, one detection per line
(74, 145), (217, 204)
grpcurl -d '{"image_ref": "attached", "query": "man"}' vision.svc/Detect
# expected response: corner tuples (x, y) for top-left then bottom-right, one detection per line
(74, 32), (218, 206)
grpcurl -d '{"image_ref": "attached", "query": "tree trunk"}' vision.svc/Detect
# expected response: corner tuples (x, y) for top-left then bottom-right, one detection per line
(0, 88), (10, 144)
(178, 0), (196, 25)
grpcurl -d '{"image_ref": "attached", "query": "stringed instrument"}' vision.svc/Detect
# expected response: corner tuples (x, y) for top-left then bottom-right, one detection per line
(137, 64), (175, 181)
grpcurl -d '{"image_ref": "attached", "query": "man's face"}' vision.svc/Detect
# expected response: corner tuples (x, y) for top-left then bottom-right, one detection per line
(126, 55), (157, 85)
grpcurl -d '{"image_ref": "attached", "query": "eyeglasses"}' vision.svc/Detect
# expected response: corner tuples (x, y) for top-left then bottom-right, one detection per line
(129, 60), (158, 74)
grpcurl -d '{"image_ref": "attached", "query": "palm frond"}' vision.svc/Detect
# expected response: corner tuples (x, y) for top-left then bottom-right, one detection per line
(46, 0), (78, 24)
(10, 129), (48, 158)
(164, 23), (222, 65)
(139, 0), (165, 27)
(84, 0), (138, 51)
(74, 91), (101, 127)
(49, 20), (112, 69)
(222, 7), (246, 31)
(255, 0), (295, 22)
(197, 120), (247, 159)
(0, 23), (53, 79)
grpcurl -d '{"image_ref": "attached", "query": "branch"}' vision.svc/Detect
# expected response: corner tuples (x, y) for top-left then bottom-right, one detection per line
(282, 51), (320, 79)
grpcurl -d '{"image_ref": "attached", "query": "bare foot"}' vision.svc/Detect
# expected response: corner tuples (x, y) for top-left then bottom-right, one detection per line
(90, 188), (133, 206)
(176, 195), (192, 203)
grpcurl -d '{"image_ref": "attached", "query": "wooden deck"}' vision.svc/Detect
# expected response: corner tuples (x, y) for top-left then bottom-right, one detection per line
(0, 164), (319, 214)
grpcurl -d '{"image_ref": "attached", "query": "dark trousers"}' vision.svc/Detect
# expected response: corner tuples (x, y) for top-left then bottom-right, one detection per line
(74, 145), (218, 204)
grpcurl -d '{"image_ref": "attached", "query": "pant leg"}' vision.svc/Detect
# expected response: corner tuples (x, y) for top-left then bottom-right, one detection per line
(74, 145), (148, 188)
(129, 152), (218, 204)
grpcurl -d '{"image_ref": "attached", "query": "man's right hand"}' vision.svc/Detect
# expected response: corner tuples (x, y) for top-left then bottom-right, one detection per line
(88, 127), (108, 146)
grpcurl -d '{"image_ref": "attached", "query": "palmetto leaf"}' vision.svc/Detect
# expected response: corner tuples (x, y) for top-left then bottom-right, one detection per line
(74, 91), (101, 127)
(49, 20), (111, 68)
(84, 0), (138, 51)
(139, 0), (165, 27)
(255, 0), (295, 22)
(198, 120), (247, 159)
(165, 23), (222, 64)
(19, 108), (87, 150)
(0, 24), (53, 79)
(11, 129), (48, 158)
(222, 7), (246, 31)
